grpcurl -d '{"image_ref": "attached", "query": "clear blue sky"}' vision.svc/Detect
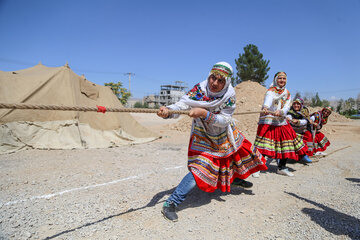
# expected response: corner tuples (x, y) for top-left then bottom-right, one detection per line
(1, 0), (359, 101)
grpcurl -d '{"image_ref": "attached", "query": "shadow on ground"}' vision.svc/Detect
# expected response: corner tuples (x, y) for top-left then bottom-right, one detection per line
(180, 185), (253, 211)
(44, 187), (176, 239)
(44, 185), (253, 239)
(346, 178), (360, 186)
(286, 192), (360, 240)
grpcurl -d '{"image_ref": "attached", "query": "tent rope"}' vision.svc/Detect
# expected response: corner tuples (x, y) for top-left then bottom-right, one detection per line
(0, 102), (265, 115)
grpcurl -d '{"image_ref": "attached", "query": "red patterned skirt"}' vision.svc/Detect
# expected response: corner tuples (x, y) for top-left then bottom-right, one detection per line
(302, 130), (330, 155)
(188, 136), (267, 193)
(254, 123), (307, 160)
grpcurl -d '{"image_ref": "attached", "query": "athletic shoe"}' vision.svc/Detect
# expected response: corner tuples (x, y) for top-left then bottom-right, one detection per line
(232, 178), (253, 188)
(301, 155), (312, 163)
(277, 168), (294, 177)
(252, 171), (260, 178)
(162, 202), (178, 222)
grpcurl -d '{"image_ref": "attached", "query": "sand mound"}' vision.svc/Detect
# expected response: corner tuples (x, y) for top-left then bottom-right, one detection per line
(168, 81), (352, 138)
(307, 106), (352, 122)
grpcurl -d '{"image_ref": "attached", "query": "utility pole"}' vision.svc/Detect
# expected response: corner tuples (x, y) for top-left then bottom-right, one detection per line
(124, 72), (135, 94)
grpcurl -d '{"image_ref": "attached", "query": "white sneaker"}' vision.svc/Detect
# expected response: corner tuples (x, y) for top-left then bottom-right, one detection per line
(252, 171), (260, 178)
(315, 152), (327, 156)
(277, 168), (294, 177)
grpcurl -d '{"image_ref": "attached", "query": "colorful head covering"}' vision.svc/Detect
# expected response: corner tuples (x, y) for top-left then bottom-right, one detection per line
(266, 71), (290, 110)
(288, 97), (304, 119)
(312, 107), (332, 126)
(207, 62), (233, 98)
(182, 61), (235, 110)
(322, 106), (333, 114)
(292, 97), (304, 108)
(270, 71), (287, 90)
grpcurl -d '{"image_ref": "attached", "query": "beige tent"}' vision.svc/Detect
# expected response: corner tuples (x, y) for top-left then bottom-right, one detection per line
(0, 63), (159, 154)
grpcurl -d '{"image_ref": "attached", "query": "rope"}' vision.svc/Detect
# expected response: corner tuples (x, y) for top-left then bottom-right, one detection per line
(0, 102), (268, 116)
(325, 145), (351, 157)
(0, 102), (188, 115)
(312, 145), (351, 161)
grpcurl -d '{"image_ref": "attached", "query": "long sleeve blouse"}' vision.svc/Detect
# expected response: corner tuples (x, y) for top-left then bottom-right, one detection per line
(258, 87), (291, 126)
(166, 95), (244, 158)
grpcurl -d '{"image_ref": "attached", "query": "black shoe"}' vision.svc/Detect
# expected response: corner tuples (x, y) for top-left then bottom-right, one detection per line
(232, 178), (253, 188)
(161, 202), (178, 222)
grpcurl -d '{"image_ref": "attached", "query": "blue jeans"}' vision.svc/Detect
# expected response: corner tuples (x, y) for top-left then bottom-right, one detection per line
(166, 172), (197, 206)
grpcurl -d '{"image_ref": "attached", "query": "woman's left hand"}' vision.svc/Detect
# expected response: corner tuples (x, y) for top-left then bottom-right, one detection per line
(274, 110), (282, 116)
(189, 108), (208, 119)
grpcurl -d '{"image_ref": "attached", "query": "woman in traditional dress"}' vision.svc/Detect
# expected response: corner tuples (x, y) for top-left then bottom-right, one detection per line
(307, 107), (332, 155)
(254, 72), (307, 177)
(286, 97), (313, 162)
(157, 62), (267, 222)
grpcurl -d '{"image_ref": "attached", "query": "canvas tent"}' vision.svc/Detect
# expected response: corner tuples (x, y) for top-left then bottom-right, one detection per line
(0, 63), (159, 154)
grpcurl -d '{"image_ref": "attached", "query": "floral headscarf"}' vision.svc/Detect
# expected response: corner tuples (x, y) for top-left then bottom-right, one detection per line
(267, 71), (290, 110)
(312, 107), (332, 126)
(182, 62), (235, 112)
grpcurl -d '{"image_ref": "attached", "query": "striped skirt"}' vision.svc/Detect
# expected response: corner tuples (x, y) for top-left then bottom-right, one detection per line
(188, 132), (267, 193)
(302, 130), (330, 155)
(254, 123), (307, 160)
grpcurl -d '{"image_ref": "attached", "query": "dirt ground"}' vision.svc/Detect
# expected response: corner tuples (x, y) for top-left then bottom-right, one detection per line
(0, 113), (359, 240)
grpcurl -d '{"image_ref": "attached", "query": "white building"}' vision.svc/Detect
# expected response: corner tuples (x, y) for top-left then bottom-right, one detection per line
(144, 81), (187, 108)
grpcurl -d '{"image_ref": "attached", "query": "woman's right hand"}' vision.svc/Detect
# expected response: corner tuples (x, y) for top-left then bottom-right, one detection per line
(262, 107), (269, 115)
(157, 106), (169, 119)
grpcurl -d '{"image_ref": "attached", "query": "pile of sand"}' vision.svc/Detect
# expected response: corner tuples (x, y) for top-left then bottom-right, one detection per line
(307, 106), (352, 122)
(168, 81), (352, 138)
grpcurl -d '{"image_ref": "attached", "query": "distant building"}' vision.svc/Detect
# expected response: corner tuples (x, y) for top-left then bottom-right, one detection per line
(144, 81), (188, 108)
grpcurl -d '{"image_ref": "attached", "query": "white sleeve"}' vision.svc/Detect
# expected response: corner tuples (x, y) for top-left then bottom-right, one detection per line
(281, 96), (291, 115)
(263, 91), (273, 108)
(166, 96), (191, 119)
(298, 119), (308, 126)
(205, 108), (234, 127)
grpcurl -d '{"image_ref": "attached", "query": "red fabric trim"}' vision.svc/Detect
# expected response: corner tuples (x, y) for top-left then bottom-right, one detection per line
(189, 138), (267, 193)
(255, 123), (307, 160)
(96, 105), (107, 113)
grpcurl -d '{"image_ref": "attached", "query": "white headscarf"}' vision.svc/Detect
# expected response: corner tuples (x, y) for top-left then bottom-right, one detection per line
(269, 71), (288, 103)
(179, 61), (235, 111)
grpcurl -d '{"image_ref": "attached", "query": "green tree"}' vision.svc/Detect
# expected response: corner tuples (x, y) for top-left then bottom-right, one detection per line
(336, 99), (344, 112)
(134, 101), (143, 108)
(234, 44), (270, 86)
(133, 101), (150, 108)
(322, 99), (330, 107)
(311, 92), (322, 107)
(104, 81), (131, 105)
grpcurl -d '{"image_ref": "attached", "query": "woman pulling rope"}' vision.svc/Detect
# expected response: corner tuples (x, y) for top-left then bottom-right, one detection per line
(157, 61), (268, 222)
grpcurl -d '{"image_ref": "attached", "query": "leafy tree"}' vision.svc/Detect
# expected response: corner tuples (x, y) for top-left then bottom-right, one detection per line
(104, 81), (131, 105)
(336, 99), (344, 113)
(234, 44), (270, 86)
(133, 101), (150, 108)
(134, 101), (143, 108)
(311, 92), (322, 107)
(322, 99), (330, 107)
